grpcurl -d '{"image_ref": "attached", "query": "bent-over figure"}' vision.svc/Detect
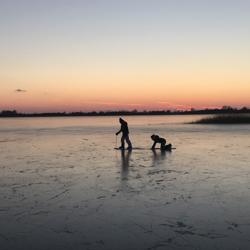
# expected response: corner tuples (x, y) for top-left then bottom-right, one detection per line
(151, 134), (171, 150)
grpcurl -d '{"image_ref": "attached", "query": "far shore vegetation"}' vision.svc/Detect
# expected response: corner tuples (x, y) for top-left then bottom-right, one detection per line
(192, 114), (250, 124)
(0, 106), (250, 118)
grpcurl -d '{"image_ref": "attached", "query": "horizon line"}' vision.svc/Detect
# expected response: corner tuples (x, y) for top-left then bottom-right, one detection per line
(1, 106), (250, 116)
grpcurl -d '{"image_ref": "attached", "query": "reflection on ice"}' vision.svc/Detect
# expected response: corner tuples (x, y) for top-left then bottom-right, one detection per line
(151, 149), (168, 165)
(120, 150), (132, 179)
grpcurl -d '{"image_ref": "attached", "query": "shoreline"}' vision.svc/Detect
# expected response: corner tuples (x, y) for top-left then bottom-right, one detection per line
(1, 111), (250, 118)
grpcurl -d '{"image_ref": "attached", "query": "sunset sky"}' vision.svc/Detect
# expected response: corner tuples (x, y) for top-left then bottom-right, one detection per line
(1, 0), (249, 112)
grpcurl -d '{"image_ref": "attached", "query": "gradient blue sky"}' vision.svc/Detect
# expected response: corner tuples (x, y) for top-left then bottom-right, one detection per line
(1, 0), (250, 112)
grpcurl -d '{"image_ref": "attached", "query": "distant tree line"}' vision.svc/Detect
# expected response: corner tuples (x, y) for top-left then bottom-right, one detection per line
(0, 106), (250, 117)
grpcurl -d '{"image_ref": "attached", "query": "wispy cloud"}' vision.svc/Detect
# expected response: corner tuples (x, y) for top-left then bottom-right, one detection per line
(82, 101), (143, 107)
(15, 89), (27, 93)
(158, 101), (222, 110)
(157, 101), (192, 110)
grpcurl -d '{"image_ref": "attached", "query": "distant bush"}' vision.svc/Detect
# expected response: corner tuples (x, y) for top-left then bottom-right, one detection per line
(193, 114), (250, 124)
(0, 110), (17, 116)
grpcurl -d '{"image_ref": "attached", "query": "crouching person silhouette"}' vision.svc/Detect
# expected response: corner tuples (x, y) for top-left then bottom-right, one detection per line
(116, 118), (132, 150)
(151, 134), (172, 151)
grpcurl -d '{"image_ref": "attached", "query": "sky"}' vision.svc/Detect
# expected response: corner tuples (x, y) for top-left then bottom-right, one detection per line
(0, 0), (250, 112)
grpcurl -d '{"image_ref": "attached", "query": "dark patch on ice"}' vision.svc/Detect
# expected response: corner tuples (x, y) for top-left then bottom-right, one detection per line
(49, 189), (69, 200)
(175, 230), (195, 235)
(97, 195), (106, 199)
(0, 233), (8, 241)
(31, 210), (49, 216)
(96, 239), (104, 245)
(160, 221), (226, 239)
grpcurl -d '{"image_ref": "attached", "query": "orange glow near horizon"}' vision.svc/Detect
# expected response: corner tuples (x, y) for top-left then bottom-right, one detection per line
(1, 65), (250, 112)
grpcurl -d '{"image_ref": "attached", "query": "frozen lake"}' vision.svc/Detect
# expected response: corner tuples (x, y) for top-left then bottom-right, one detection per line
(0, 115), (250, 250)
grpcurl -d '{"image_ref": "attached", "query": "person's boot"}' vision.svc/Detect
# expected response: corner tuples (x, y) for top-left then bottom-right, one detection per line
(127, 140), (132, 150)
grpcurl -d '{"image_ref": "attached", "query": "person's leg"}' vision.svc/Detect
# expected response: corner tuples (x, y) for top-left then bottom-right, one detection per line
(125, 135), (132, 149)
(120, 135), (125, 149)
(160, 142), (166, 150)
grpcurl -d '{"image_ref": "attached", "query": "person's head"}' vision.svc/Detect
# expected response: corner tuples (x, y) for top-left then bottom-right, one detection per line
(151, 134), (159, 141)
(119, 117), (125, 124)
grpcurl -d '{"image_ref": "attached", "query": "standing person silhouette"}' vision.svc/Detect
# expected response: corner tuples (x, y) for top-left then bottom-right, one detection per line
(116, 118), (132, 150)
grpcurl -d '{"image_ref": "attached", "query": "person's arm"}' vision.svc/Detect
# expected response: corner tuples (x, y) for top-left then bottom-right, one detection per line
(116, 129), (121, 135)
(151, 141), (157, 149)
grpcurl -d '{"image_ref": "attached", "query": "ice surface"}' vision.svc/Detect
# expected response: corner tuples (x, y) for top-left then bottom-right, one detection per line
(0, 116), (250, 250)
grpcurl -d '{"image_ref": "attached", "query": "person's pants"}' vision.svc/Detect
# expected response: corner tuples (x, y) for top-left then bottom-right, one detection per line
(121, 134), (132, 148)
